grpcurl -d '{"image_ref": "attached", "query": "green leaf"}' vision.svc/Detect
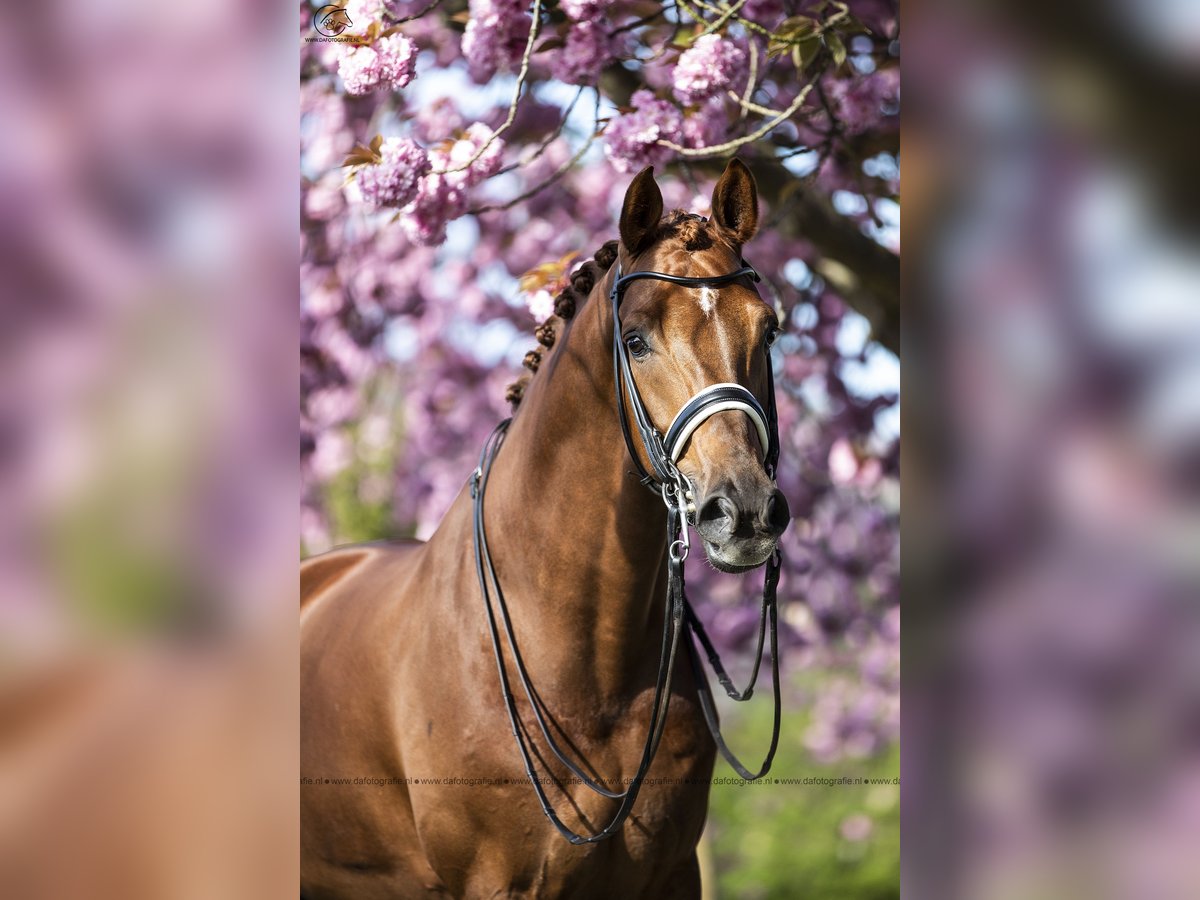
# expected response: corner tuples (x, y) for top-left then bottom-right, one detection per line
(842, 13), (871, 34)
(794, 34), (821, 69)
(769, 15), (817, 57)
(775, 15), (816, 38)
(826, 32), (846, 67)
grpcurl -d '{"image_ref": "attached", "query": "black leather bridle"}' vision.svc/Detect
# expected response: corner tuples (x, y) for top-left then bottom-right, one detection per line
(609, 260), (780, 492)
(470, 257), (783, 844)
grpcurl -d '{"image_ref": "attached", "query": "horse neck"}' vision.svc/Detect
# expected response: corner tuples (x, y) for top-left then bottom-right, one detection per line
(480, 266), (669, 698)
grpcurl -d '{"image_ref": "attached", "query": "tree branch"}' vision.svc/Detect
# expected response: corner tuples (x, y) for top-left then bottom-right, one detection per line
(657, 81), (816, 157)
(431, 0), (542, 175)
(383, 0), (449, 26)
(467, 92), (603, 215)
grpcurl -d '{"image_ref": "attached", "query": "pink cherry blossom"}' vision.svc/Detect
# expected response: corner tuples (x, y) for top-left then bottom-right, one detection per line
(355, 137), (430, 209)
(414, 97), (464, 143)
(461, 0), (531, 82)
(824, 67), (900, 135)
(336, 33), (418, 95)
(681, 97), (728, 150)
(452, 123), (505, 186)
(344, 0), (384, 30)
(603, 90), (683, 173)
(401, 169), (467, 246)
(672, 34), (747, 106)
(395, 124), (504, 245)
(551, 20), (616, 86)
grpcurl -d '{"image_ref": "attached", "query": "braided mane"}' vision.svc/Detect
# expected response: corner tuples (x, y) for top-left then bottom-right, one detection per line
(505, 211), (715, 409)
(506, 239), (618, 409)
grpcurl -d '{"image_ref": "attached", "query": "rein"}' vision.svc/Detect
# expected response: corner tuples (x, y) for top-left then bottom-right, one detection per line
(470, 258), (783, 844)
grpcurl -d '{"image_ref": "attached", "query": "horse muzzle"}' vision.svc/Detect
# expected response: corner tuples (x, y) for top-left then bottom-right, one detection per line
(694, 482), (790, 573)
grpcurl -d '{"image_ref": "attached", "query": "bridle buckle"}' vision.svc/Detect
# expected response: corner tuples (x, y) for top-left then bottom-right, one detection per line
(662, 474), (693, 561)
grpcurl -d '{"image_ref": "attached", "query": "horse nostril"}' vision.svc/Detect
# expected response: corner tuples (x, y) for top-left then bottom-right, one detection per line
(697, 494), (738, 542)
(764, 489), (790, 536)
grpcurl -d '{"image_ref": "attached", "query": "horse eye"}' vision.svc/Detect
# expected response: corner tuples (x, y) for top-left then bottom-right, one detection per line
(624, 334), (649, 358)
(764, 325), (781, 349)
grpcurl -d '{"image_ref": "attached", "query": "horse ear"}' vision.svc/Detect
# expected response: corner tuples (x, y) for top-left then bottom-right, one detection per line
(710, 158), (759, 244)
(619, 166), (664, 257)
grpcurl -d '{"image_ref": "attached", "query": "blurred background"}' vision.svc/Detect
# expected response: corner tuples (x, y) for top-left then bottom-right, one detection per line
(0, 0), (298, 897)
(904, 0), (1200, 898)
(301, 0), (900, 896)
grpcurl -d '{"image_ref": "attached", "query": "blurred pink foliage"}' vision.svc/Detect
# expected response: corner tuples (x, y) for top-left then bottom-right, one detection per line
(903, 1), (1200, 896)
(300, 0), (900, 763)
(0, 2), (299, 893)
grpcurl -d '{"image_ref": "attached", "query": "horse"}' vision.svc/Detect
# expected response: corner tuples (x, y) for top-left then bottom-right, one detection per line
(300, 159), (790, 899)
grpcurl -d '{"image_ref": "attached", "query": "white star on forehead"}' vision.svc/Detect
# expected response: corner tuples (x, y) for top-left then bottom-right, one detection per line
(698, 286), (717, 315)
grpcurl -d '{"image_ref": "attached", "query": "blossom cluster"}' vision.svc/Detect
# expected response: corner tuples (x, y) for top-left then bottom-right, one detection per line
(405, 124), (505, 245)
(680, 97), (727, 151)
(461, 0), (531, 82)
(602, 32), (748, 167)
(350, 124), (504, 245)
(824, 67), (900, 135)
(603, 90), (682, 173)
(413, 97), (464, 143)
(551, 20), (616, 85)
(336, 33), (418, 95)
(345, 0), (385, 24)
(545, 0), (617, 85)
(525, 289), (556, 322)
(442, 122), (506, 188)
(355, 137), (430, 209)
(558, 0), (601, 16)
(672, 34), (747, 106)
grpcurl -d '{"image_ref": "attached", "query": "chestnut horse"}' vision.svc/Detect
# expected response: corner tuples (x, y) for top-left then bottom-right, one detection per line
(301, 160), (789, 899)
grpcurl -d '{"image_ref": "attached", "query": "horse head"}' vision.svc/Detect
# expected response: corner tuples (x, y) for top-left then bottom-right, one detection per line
(615, 160), (791, 573)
